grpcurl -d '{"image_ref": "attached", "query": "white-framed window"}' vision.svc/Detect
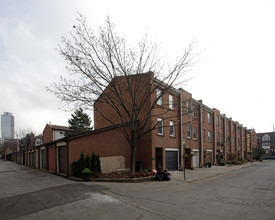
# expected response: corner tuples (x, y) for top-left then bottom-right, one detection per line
(262, 142), (270, 149)
(208, 131), (212, 142)
(262, 134), (270, 141)
(232, 137), (235, 145)
(207, 112), (211, 124)
(187, 124), (191, 138)
(186, 101), (191, 113)
(217, 132), (220, 143)
(170, 121), (175, 137)
(193, 127), (197, 140)
(156, 89), (162, 105)
(157, 118), (163, 135)
(202, 110), (205, 122)
(216, 115), (219, 126)
(169, 94), (174, 110)
(203, 129), (205, 142)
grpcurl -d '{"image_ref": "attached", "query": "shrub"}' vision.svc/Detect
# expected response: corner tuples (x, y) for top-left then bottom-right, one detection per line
(85, 154), (91, 169)
(253, 147), (266, 160)
(219, 162), (225, 166)
(77, 152), (85, 177)
(227, 160), (232, 164)
(82, 168), (91, 173)
(91, 152), (102, 174)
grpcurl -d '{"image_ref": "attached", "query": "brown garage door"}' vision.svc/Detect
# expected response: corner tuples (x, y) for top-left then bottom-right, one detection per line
(59, 146), (67, 175)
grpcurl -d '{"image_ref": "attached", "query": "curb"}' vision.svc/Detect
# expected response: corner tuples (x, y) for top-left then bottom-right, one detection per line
(69, 176), (155, 183)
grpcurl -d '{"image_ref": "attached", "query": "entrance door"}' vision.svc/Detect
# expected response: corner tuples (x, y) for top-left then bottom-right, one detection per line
(165, 150), (178, 170)
(59, 146), (67, 175)
(155, 148), (163, 170)
(192, 152), (199, 168)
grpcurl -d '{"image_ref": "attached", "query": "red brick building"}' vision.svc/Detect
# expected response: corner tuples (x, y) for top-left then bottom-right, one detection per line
(19, 73), (257, 177)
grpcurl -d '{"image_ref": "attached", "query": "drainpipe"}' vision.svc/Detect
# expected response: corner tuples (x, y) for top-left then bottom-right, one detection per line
(199, 100), (203, 168)
(180, 91), (183, 170)
(230, 118), (232, 153)
(213, 110), (217, 165)
(240, 125), (243, 159)
(223, 115), (227, 161)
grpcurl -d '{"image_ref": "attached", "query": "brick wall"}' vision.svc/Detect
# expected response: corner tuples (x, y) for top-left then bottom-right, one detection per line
(68, 126), (131, 176)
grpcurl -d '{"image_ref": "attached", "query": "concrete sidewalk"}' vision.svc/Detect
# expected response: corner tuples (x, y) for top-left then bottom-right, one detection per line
(170, 162), (260, 183)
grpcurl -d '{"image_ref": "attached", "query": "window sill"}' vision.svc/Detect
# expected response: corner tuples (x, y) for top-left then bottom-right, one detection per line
(187, 137), (191, 139)
(157, 133), (164, 136)
(170, 135), (176, 138)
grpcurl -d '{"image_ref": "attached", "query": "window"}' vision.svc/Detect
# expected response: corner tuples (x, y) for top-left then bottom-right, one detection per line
(216, 116), (219, 127)
(203, 129), (205, 142)
(157, 118), (163, 135)
(202, 110), (205, 122)
(208, 131), (212, 142)
(193, 127), (197, 140)
(193, 106), (197, 118)
(232, 137), (235, 146)
(220, 133), (223, 143)
(207, 112), (211, 124)
(217, 132), (220, 143)
(169, 94), (174, 110)
(187, 125), (191, 138)
(170, 121), (175, 137)
(156, 89), (162, 105)
(262, 142), (270, 149)
(220, 118), (223, 128)
(262, 134), (271, 141)
(186, 101), (191, 113)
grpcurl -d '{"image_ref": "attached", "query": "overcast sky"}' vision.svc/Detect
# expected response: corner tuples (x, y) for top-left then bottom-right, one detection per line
(0, 0), (274, 137)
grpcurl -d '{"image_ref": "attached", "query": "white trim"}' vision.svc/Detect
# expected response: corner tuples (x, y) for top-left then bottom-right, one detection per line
(192, 149), (199, 152)
(165, 148), (179, 151)
(56, 142), (66, 147)
(207, 150), (213, 152)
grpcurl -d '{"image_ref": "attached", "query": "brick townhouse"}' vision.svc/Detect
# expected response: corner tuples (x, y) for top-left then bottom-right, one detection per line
(94, 72), (256, 171)
(18, 72), (257, 176)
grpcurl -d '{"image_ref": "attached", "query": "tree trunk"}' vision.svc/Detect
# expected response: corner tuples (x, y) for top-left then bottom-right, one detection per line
(130, 132), (137, 175)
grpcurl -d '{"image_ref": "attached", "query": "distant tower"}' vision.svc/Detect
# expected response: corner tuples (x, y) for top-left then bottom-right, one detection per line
(1, 112), (14, 144)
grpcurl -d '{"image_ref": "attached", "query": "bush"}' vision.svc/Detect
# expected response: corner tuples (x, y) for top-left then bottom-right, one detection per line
(91, 152), (101, 174)
(85, 154), (91, 169)
(77, 152), (85, 177)
(253, 147), (266, 160)
(227, 160), (232, 164)
(82, 168), (91, 173)
(219, 162), (225, 166)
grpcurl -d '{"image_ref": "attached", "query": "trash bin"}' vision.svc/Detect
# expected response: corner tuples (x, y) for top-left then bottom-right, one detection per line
(72, 161), (78, 177)
(135, 161), (143, 172)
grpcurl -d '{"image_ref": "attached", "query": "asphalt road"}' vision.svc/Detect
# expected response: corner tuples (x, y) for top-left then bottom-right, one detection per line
(0, 160), (274, 219)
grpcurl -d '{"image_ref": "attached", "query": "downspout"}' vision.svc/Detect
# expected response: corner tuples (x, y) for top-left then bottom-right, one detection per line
(180, 91), (183, 170)
(224, 115), (227, 161)
(241, 125), (243, 159)
(199, 101), (203, 168)
(213, 111), (217, 165)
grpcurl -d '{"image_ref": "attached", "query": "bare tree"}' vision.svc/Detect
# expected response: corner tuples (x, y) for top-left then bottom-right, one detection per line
(47, 14), (195, 174)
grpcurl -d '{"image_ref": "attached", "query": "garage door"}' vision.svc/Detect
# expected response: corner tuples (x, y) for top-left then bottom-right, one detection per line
(59, 146), (67, 175)
(192, 152), (199, 168)
(165, 150), (178, 170)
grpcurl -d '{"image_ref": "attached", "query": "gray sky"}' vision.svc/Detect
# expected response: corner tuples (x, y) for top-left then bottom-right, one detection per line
(0, 0), (274, 136)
